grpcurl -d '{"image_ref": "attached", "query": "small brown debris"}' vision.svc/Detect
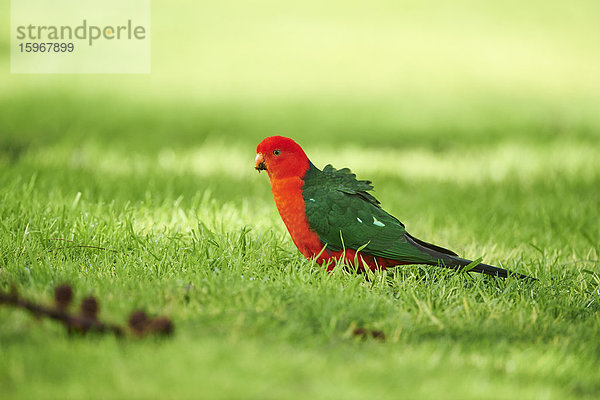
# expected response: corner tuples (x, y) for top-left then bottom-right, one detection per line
(353, 327), (386, 341)
(370, 330), (386, 341)
(353, 328), (367, 337)
(147, 316), (174, 336)
(80, 296), (99, 320)
(54, 284), (73, 310)
(128, 310), (149, 336)
(0, 284), (173, 339)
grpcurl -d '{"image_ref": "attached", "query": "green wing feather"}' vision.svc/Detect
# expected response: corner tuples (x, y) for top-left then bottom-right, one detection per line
(302, 163), (437, 264)
(302, 163), (535, 280)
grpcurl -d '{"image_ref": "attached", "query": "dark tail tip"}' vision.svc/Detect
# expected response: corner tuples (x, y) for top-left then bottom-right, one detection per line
(464, 261), (537, 281)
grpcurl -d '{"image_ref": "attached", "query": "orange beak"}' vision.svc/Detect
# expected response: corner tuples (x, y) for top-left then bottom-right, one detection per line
(255, 153), (266, 172)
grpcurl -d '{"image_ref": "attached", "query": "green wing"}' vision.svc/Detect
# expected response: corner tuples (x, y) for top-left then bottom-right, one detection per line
(302, 163), (438, 264)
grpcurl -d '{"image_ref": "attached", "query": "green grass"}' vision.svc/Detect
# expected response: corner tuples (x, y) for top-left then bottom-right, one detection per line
(2, 0), (600, 398)
(1, 94), (599, 399)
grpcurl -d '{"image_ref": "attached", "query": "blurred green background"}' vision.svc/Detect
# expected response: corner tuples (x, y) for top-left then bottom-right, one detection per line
(2, 0), (600, 150)
(1, 1), (600, 399)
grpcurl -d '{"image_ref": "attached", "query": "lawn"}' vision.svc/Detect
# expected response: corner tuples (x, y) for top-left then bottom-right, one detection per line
(1, 0), (600, 399)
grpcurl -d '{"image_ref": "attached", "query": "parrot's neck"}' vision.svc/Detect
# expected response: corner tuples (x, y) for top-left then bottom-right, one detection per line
(269, 167), (323, 259)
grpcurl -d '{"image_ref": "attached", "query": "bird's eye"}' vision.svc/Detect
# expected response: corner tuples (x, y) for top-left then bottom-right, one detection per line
(273, 149), (281, 156)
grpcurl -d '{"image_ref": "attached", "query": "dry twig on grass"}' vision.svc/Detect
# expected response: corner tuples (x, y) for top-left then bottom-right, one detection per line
(0, 284), (173, 338)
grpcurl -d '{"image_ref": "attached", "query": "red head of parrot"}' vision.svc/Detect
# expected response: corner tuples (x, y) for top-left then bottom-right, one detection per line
(255, 136), (310, 180)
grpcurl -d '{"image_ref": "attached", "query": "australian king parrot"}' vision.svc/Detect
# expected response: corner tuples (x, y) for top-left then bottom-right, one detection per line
(255, 135), (533, 279)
